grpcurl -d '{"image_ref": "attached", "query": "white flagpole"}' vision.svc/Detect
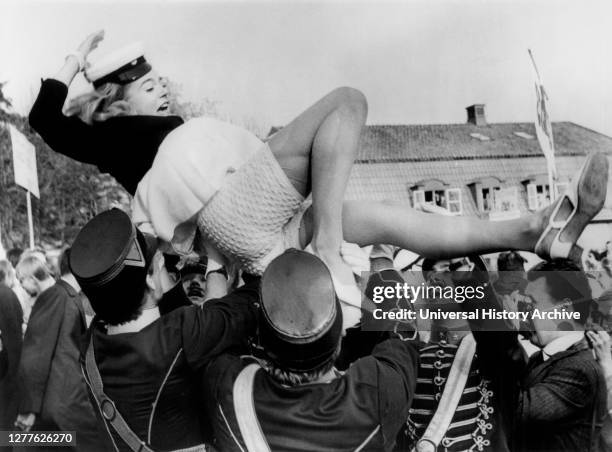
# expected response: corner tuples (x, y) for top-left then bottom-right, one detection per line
(26, 190), (34, 249)
(0, 210), (5, 260)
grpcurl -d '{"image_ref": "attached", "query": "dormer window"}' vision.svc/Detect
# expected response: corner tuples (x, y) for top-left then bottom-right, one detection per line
(482, 186), (500, 212)
(468, 177), (517, 214)
(523, 175), (551, 210)
(411, 179), (463, 214)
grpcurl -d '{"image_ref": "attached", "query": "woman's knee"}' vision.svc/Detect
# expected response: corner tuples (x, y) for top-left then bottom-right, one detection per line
(330, 87), (368, 119)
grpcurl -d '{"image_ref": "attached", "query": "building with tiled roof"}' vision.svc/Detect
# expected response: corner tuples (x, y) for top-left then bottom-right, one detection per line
(342, 105), (612, 257)
(272, 104), (612, 264)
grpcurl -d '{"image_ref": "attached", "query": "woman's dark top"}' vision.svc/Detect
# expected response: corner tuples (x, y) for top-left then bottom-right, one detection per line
(29, 79), (184, 194)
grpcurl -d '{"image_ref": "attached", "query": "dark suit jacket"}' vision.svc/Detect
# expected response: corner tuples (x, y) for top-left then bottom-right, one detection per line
(0, 284), (23, 430)
(19, 280), (103, 451)
(460, 274), (606, 452)
(513, 343), (606, 452)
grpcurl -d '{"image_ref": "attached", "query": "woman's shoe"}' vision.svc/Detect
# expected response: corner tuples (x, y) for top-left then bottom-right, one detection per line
(535, 152), (608, 261)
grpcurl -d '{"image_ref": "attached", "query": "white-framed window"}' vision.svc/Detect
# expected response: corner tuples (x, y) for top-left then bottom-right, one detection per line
(481, 186), (519, 213)
(526, 183), (550, 210)
(495, 187), (519, 212)
(446, 188), (463, 214)
(413, 188), (462, 213)
(481, 186), (500, 212)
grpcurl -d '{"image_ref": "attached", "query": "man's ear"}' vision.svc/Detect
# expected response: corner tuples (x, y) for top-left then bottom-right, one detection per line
(145, 272), (156, 292)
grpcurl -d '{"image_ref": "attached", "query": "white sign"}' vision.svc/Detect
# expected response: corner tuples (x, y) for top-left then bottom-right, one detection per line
(9, 124), (40, 199)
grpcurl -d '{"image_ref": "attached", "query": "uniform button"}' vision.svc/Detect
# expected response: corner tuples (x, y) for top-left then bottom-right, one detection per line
(434, 360), (443, 370)
(436, 349), (445, 358)
(434, 376), (446, 386)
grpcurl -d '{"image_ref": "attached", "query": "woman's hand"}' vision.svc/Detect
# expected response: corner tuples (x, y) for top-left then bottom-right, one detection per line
(52, 30), (104, 86)
(77, 30), (105, 60)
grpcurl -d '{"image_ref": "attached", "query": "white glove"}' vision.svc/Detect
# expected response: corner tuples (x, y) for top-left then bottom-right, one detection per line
(340, 242), (370, 276)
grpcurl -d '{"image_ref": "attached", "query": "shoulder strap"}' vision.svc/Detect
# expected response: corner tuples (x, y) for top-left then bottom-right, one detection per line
(232, 363), (271, 452)
(84, 336), (155, 452)
(416, 333), (476, 452)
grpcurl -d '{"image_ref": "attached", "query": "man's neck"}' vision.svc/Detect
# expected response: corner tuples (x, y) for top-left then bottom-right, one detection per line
(537, 325), (583, 347)
(142, 291), (159, 310)
(60, 274), (80, 292)
(38, 277), (55, 293)
(313, 368), (337, 384)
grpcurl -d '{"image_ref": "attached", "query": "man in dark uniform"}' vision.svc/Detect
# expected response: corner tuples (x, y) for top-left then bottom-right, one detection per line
(70, 209), (260, 452)
(397, 256), (509, 452)
(203, 249), (420, 452)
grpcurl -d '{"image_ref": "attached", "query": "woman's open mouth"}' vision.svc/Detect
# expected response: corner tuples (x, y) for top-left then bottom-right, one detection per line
(157, 101), (169, 112)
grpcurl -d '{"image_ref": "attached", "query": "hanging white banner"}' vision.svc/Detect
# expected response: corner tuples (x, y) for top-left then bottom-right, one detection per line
(528, 49), (557, 182)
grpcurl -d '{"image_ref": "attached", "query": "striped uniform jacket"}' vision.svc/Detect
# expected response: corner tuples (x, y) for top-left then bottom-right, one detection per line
(396, 338), (506, 452)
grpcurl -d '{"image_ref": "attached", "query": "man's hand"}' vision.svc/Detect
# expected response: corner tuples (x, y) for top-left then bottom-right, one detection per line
(15, 413), (36, 432)
(587, 330), (612, 369)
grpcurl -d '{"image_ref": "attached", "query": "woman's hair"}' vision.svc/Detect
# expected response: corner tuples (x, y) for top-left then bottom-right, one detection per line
(66, 82), (134, 124)
(16, 255), (52, 282)
(0, 260), (15, 287)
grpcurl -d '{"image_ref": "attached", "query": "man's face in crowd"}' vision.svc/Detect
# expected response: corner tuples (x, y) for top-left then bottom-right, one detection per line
(182, 272), (207, 305)
(17, 273), (39, 297)
(524, 276), (572, 346)
(426, 258), (473, 333)
(427, 258), (473, 291)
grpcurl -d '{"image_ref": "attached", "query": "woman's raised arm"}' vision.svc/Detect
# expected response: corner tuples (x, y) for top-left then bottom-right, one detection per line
(52, 30), (104, 86)
(29, 31), (107, 167)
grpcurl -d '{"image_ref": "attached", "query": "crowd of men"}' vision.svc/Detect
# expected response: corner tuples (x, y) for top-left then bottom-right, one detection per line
(0, 208), (611, 452)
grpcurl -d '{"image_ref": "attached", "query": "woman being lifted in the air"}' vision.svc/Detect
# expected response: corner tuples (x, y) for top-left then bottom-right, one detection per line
(29, 30), (609, 326)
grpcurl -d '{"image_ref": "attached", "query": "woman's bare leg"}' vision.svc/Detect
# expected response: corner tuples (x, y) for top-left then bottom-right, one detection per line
(267, 87), (367, 290)
(299, 200), (546, 258)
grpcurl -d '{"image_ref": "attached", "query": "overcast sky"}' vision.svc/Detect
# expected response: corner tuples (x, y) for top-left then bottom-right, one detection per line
(2, 0), (612, 137)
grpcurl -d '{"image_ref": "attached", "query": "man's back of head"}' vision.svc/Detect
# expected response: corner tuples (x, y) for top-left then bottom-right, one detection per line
(259, 249), (343, 386)
(16, 255), (54, 297)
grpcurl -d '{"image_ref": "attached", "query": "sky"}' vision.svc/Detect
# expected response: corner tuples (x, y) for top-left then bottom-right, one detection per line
(2, 0), (612, 137)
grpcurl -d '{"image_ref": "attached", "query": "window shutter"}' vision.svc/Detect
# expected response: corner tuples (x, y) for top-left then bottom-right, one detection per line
(527, 184), (538, 210)
(413, 190), (425, 207)
(446, 188), (463, 214)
